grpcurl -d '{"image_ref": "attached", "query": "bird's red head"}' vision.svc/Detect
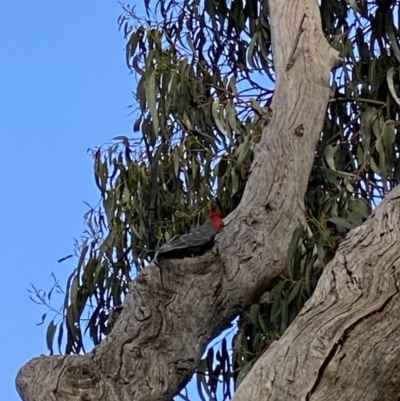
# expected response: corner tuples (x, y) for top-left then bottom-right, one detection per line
(209, 210), (225, 230)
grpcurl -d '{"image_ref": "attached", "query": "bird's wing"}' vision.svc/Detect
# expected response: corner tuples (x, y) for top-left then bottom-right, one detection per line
(157, 222), (217, 255)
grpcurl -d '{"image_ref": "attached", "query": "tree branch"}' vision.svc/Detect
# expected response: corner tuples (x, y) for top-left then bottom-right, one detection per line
(16, 1), (341, 400)
(232, 186), (400, 401)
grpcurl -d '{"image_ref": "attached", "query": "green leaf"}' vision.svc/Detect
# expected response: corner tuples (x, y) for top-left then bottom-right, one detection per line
(247, 32), (259, 69)
(231, 169), (239, 195)
(324, 144), (337, 171)
(386, 67), (400, 106)
(270, 280), (285, 321)
(280, 292), (289, 332)
(126, 26), (145, 67)
(212, 99), (228, 137)
(249, 304), (260, 327)
(375, 137), (387, 190)
(287, 280), (303, 304)
(258, 312), (267, 334)
(70, 274), (79, 306)
(305, 254), (318, 294)
(46, 321), (57, 355)
(36, 313), (47, 326)
(328, 216), (356, 231)
(382, 120), (395, 163)
(145, 70), (159, 136)
(57, 322), (64, 354)
(226, 100), (238, 133)
(370, 157), (380, 174)
(287, 226), (302, 279)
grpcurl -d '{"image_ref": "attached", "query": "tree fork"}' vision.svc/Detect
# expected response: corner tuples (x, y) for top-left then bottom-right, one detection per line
(16, 1), (341, 400)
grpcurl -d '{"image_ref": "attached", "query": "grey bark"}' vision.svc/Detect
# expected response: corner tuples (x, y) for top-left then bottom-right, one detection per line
(15, 0), (348, 400)
(233, 186), (400, 401)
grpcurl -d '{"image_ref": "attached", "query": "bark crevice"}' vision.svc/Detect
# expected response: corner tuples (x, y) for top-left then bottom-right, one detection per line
(232, 187), (400, 401)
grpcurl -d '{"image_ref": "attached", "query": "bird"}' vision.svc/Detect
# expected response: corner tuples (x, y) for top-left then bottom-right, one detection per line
(156, 210), (225, 259)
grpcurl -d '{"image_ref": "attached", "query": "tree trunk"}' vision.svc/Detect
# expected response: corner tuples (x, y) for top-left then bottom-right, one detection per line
(233, 185), (400, 401)
(16, 0), (356, 400)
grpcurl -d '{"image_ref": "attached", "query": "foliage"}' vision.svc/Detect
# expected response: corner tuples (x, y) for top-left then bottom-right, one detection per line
(32, 0), (400, 398)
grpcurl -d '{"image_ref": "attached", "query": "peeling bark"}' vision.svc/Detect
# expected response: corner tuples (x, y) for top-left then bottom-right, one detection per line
(16, 1), (342, 400)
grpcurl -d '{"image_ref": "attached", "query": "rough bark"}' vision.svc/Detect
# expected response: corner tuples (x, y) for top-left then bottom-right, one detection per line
(16, 1), (341, 400)
(233, 186), (400, 401)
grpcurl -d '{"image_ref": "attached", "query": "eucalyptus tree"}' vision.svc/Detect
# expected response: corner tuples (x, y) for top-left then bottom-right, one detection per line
(17, 0), (400, 400)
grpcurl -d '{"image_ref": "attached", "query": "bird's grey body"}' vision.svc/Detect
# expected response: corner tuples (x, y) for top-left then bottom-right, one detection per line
(156, 220), (220, 258)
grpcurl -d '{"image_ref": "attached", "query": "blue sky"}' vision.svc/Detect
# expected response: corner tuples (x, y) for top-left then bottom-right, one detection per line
(1, 1), (134, 399)
(1, 2), (236, 400)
